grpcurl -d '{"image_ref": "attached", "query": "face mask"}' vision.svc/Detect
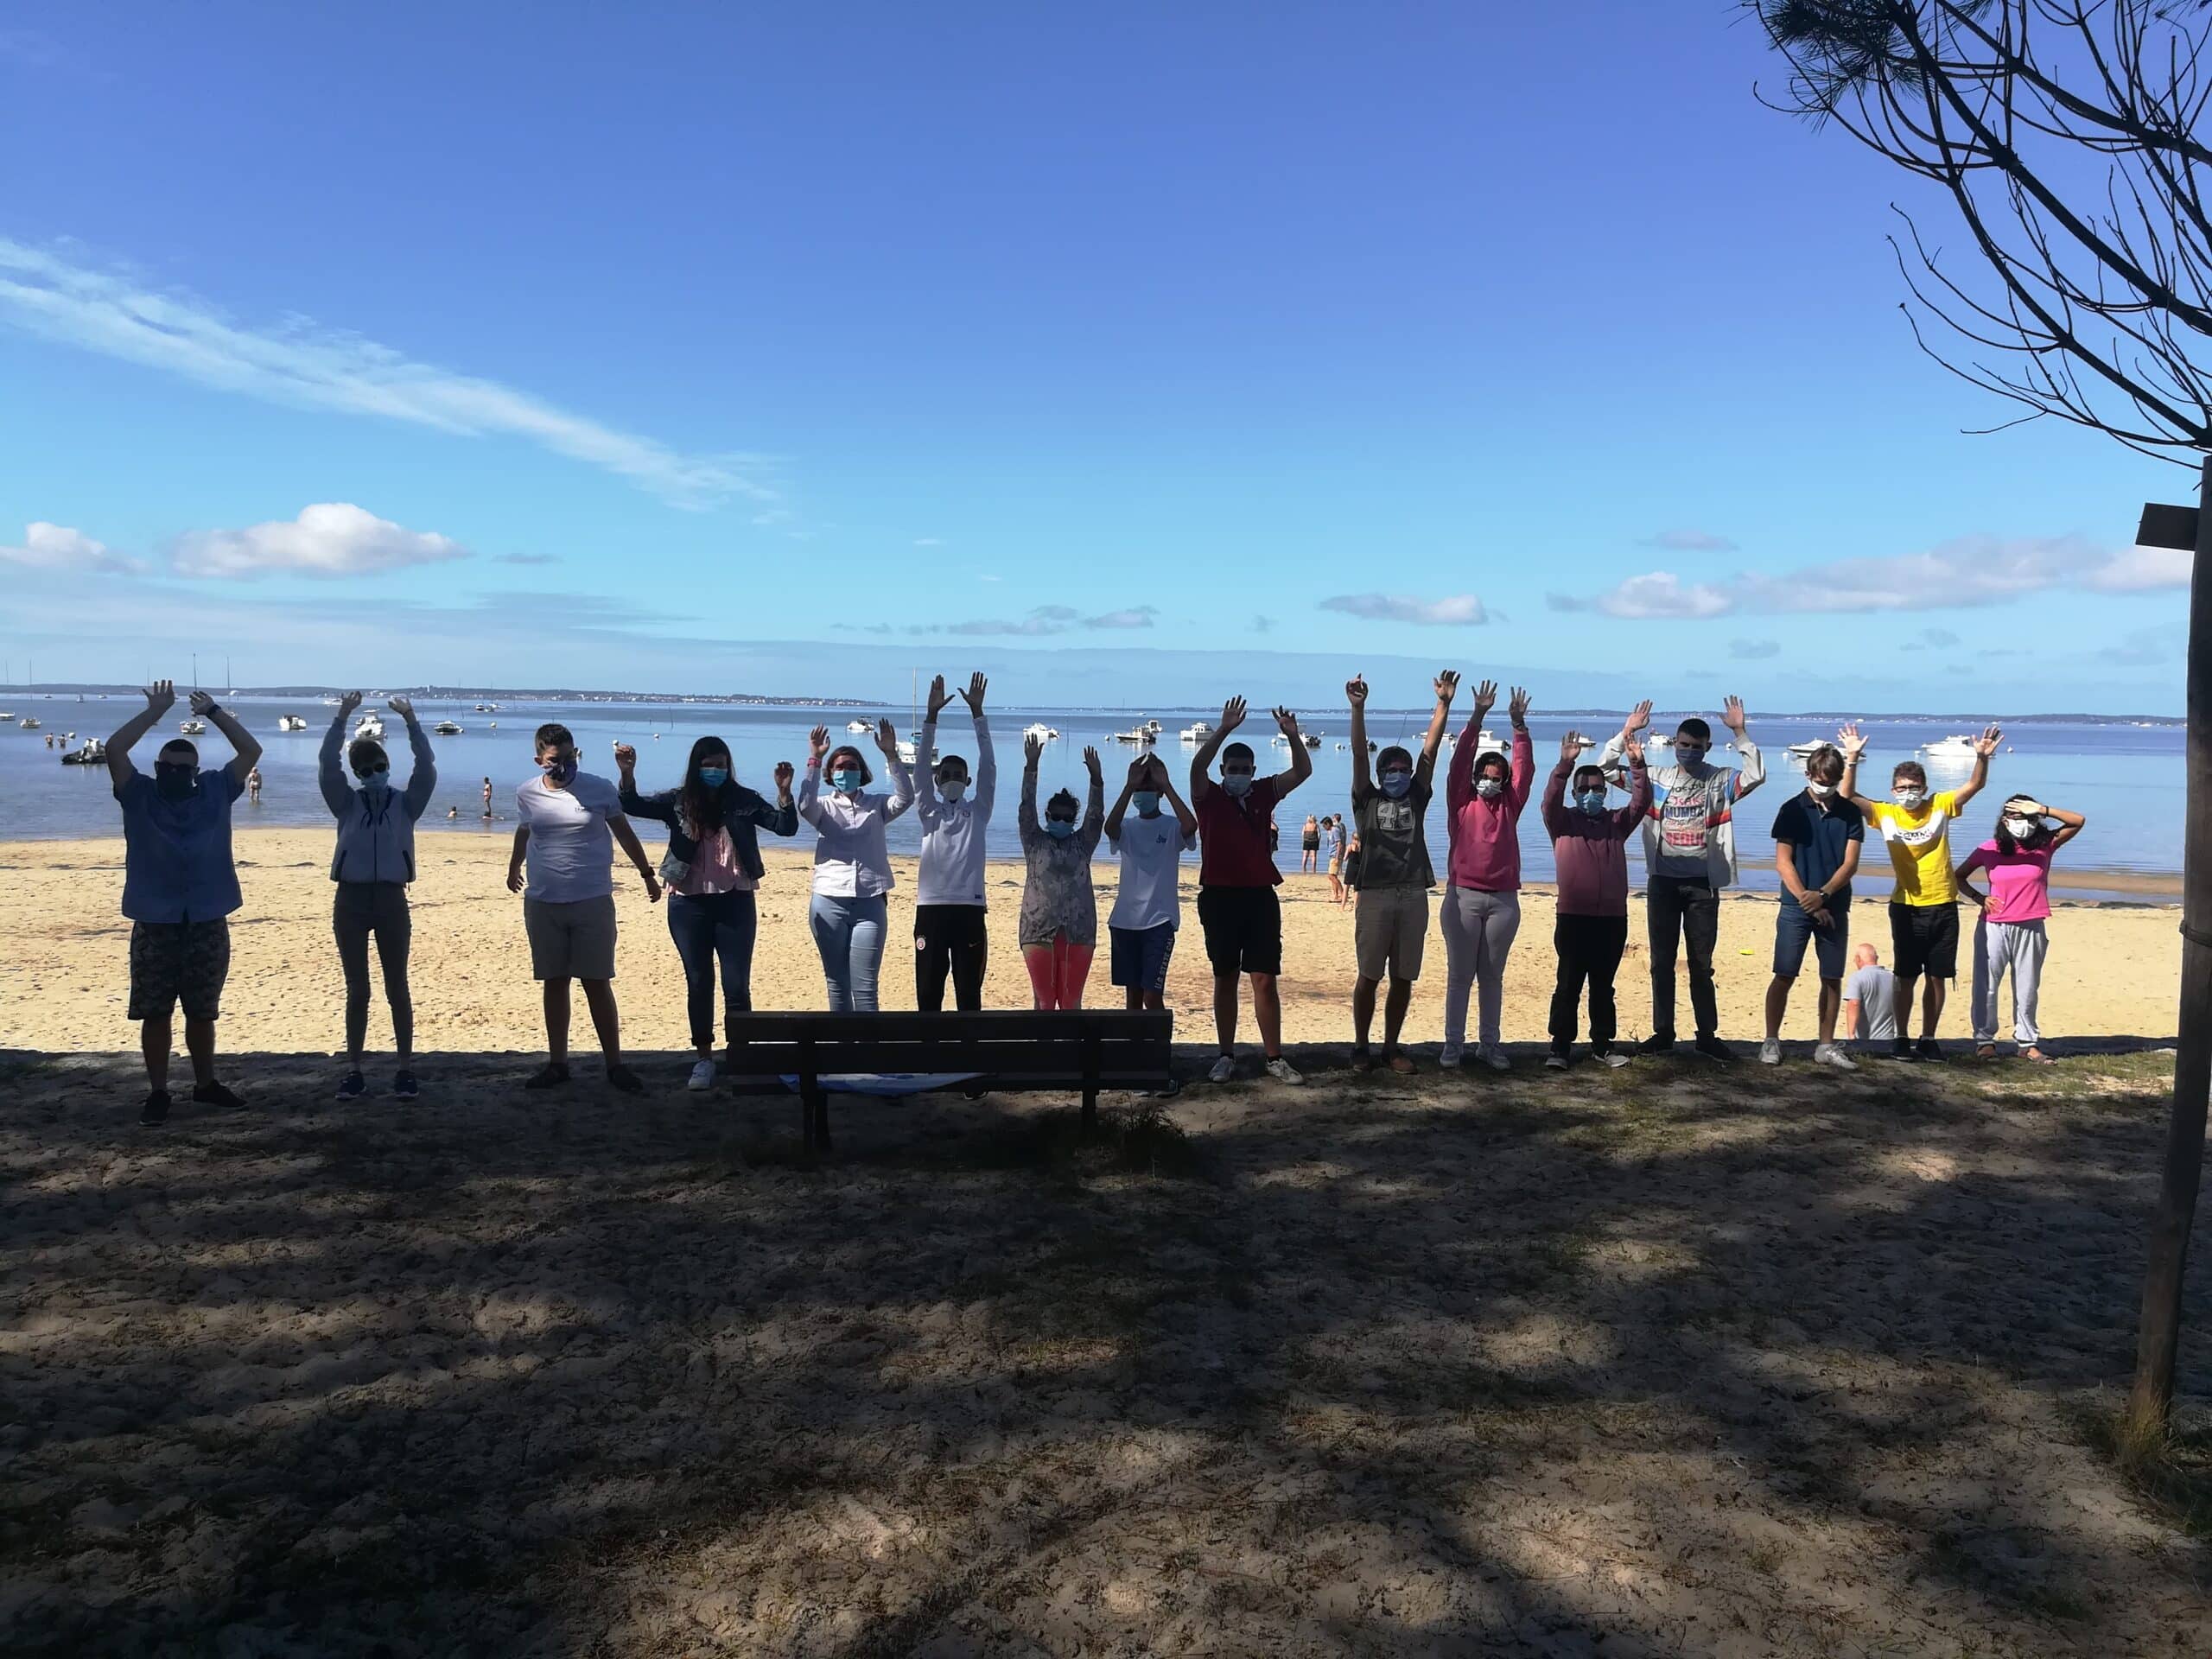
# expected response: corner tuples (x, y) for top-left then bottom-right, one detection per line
(1575, 788), (1608, 814)
(697, 766), (728, 789)
(543, 757), (578, 785)
(1133, 791), (1161, 817)
(2002, 815), (2037, 838)
(1046, 818), (1076, 840)
(1379, 771), (1413, 799)
(1674, 744), (1707, 769)
(1222, 774), (1253, 798)
(830, 768), (863, 793)
(155, 764), (197, 801)
(938, 779), (967, 802)
(1893, 788), (1926, 810)
(1476, 777), (1503, 801)
(359, 766), (391, 796)
(1807, 781), (1836, 798)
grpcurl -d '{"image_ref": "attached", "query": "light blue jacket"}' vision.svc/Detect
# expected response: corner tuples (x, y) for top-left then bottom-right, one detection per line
(320, 712), (437, 884)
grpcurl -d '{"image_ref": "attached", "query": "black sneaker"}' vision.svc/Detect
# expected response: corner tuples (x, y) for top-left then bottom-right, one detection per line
(606, 1064), (645, 1094)
(392, 1070), (419, 1101)
(140, 1090), (171, 1126)
(334, 1071), (366, 1102)
(1886, 1039), (1916, 1062)
(525, 1061), (572, 1090)
(1693, 1035), (1735, 1063)
(1915, 1038), (1946, 1064)
(1544, 1049), (1571, 1071)
(191, 1081), (245, 1109)
(1638, 1033), (1675, 1056)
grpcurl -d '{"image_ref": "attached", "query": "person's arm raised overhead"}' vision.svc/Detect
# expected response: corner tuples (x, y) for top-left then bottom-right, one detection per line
(391, 696), (437, 819)
(1418, 670), (1457, 782)
(318, 690), (359, 817)
(196, 691), (261, 790)
(917, 674), (951, 818)
(107, 679), (174, 789)
(1541, 729), (1581, 840)
(2024, 798), (2087, 852)
(1189, 696), (1243, 804)
(1618, 735), (1652, 836)
(1447, 677), (1494, 817)
(1274, 705), (1313, 793)
(1019, 730), (1043, 843)
(1504, 686), (1535, 810)
(1836, 722), (1878, 822)
(961, 671), (996, 823)
(1080, 745), (1107, 850)
(1347, 675), (1372, 794)
(1721, 696), (1763, 801)
(1953, 724), (2004, 810)
(762, 760), (800, 836)
(877, 717), (916, 820)
(613, 742), (650, 818)
(797, 727), (830, 827)
(608, 810), (664, 904)
(1160, 755), (1199, 838)
(1106, 754), (1142, 842)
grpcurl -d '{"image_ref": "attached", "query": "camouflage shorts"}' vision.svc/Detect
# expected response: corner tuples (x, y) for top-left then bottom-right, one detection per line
(128, 919), (232, 1021)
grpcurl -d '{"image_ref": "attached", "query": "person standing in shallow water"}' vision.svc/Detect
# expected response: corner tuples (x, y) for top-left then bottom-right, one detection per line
(104, 680), (261, 1126)
(1300, 812), (1320, 874)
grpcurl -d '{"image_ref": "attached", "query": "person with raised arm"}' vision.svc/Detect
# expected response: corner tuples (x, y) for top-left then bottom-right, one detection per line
(1104, 752), (1198, 1024)
(797, 718), (915, 1012)
(912, 673), (997, 1013)
(617, 734), (798, 1090)
(1189, 696), (1313, 1084)
(1838, 721), (2000, 1061)
(1440, 681), (1535, 1070)
(1345, 671), (1455, 1072)
(1595, 696), (1765, 1061)
(1957, 792), (2086, 1063)
(1761, 743), (1865, 1071)
(105, 680), (262, 1125)
(506, 722), (662, 1093)
(319, 691), (438, 1102)
(1541, 705), (1654, 1070)
(1017, 737), (1107, 1009)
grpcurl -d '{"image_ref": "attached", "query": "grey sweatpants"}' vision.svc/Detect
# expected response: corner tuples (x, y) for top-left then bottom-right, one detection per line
(1972, 917), (2047, 1046)
(1440, 886), (1521, 1052)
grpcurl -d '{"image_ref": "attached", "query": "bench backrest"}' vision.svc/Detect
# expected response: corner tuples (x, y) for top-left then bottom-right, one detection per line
(726, 1009), (1173, 1089)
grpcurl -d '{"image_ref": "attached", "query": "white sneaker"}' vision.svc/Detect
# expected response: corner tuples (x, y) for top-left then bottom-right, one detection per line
(1543, 1052), (1569, 1071)
(1759, 1039), (1782, 1066)
(1206, 1053), (1236, 1084)
(1594, 1049), (1630, 1069)
(1481, 1047), (1510, 1072)
(1813, 1042), (1859, 1071)
(687, 1058), (717, 1091)
(1263, 1055), (1305, 1085)
(1438, 1045), (1463, 1069)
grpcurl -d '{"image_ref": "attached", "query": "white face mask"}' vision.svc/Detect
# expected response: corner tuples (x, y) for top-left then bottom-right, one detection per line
(939, 779), (968, 802)
(2002, 815), (2037, 838)
(1475, 778), (1504, 801)
(1893, 788), (1927, 810)
(1807, 782), (1836, 798)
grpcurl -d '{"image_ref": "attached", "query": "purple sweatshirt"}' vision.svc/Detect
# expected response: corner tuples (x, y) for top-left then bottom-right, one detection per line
(1540, 755), (1652, 917)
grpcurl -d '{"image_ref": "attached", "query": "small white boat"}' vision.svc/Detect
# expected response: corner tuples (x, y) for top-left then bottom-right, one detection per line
(1644, 734), (1675, 760)
(1141, 719), (1163, 735)
(432, 720), (464, 736)
(1303, 733), (1321, 749)
(896, 740), (937, 766)
(1179, 722), (1212, 744)
(60, 739), (105, 766)
(277, 715), (308, 732)
(353, 712), (386, 741)
(1110, 728), (1154, 746)
(847, 718), (874, 733)
(177, 719), (206, 735)
(1022, 722), (1060, 742)
(474, 702), (500, 713)
(18, 715), (41, 730)
(321, 696), (343, 707)
(1919, 734), (1980, 758)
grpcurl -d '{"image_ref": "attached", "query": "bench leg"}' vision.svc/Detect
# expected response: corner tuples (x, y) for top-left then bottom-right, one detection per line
(810, 1089), (832, 1154)
(1081, 1088), (1097, 1134)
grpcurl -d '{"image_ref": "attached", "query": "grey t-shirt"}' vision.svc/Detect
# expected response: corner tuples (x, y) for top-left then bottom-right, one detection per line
(1847, 965), (1899, 1041)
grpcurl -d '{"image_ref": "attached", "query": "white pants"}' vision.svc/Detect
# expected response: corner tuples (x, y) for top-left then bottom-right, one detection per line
(1441, 887), (1520, 1052)
(1972, 917), (2048, 1046)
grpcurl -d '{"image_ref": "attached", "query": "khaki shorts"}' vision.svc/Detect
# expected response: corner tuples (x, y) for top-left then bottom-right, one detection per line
(1353, 884), (1428, 982)
(524, 894), (619, 981)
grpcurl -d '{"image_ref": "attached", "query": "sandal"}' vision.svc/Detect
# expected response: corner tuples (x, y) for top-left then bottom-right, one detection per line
(2022, 1046), (2056, 1065)
(1386, 1052), (1417, 1076)
(1974, 1044), (1997, 1061)
(1350, 1048), (1376, 1073)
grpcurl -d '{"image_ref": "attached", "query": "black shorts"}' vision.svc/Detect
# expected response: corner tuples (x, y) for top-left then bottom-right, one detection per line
(1197, 885), (1282, 977)
(1109, 923), (1178, 991)
(1890, 901), (1960, 981)
(128, 918), (232, 1020)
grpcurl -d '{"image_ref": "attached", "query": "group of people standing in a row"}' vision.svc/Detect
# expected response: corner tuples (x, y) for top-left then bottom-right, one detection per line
(100, 672), (2080, 1122)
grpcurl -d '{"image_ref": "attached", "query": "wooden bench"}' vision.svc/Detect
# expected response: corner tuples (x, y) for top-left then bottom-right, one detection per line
(724, 1009), (1176, 1152)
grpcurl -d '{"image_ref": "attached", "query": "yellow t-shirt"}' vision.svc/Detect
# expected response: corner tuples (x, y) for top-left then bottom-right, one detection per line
(1868, 791), (1962, 906)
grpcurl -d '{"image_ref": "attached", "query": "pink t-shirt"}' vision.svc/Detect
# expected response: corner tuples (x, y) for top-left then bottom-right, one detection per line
(1959, 839), (2051, 925)
(674, 824), (756, 897)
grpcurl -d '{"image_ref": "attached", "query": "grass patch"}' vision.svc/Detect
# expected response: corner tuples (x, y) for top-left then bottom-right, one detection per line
(2075, 1397), (2212, 1543)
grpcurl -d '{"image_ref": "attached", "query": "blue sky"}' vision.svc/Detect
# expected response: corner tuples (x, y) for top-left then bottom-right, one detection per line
(0, 3), (2194, 712)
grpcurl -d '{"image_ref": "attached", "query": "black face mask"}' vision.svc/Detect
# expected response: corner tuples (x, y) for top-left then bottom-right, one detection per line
(155, 764), (197, 801)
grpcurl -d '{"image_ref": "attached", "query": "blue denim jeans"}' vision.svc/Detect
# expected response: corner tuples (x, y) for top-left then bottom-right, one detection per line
(809, 892), (887, 1012)
(666, 889), (758, 1052)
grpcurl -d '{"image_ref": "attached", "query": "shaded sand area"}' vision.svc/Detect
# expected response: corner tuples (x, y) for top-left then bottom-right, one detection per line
(0, 830), (2185, 1058)
(3, 1045), (2209, 1654)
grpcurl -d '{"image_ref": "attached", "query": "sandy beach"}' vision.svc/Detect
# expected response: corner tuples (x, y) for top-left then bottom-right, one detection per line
(0, 830), (2184, 1059)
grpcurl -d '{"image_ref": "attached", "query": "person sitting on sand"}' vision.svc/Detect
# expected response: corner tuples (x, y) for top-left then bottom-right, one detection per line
(1104, 753), (1198, 1020)
(1541, 705), (1653, 1070)
(1761, 743), (1863, 1071)
(104, 680), (260, 1126)
(617, 734), (799, 1090)
(798, 720), (913, 1012)
(506, 722), (663, 1092)
(912, 673), (997, 1014)
(1189, 697), (1313, 1084)
(1017, 738), (1106, 1009)
(1838, 722), (2000, 1062)
(1301, 812), (1320, 874)
(1344, 671), (1455, 1073)
(1841, 944), (1899, 1046)
(1442, 680), (1535, 1071)
(320, 692), (438, 1103)
(1595, 697), (1764, 1062)
(1957, 794), (2086, 1064)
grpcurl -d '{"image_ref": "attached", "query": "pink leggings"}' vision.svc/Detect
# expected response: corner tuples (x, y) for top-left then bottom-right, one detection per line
(1022, 934), (1094, 1010)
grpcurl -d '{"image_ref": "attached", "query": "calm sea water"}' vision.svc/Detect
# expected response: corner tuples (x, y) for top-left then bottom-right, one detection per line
(0, 694), (2183, 897)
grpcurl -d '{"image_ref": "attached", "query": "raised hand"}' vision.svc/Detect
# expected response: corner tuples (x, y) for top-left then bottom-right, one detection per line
(187, 690), (216, 717)
(1346, 675), (1369, 708)
(1837, 721), (1867, 760)
(387, 695), (414, 719)
(1722, 695), (1749, 734)
(1472, 679), (1498, 720)
(1507, 686), (1531, 727)
(1024, 732), (1044, 767)
(875, 717), (899, 755)
(1273, 706), (1300, 736)
(613, 742), (638, 772)
(338, 690), (363, 717)
(808, 726), (830, 760)
(1560, 730), (1589, 763)
(959, 671), (988, 715)
(925, 674), (953, 720)
(1218, 696), (1248, 734)
(1623, 699), (1654, 737)
(1433, 670), (1459, 703)
(1974, 723), (2004, 757)
(772, 760), (795, 795)
(144, 679), (176, 714)
(1083, 744), (1103, 777)
(1128, 756), (1152, 785)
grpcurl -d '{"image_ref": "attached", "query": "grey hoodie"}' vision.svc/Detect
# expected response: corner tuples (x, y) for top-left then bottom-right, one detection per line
(320, 712), (437, 883)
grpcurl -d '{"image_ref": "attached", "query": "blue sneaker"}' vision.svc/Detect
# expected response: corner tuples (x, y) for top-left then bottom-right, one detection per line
(392, 1070), (419, 1101)
(334, 1071), (366, 1102)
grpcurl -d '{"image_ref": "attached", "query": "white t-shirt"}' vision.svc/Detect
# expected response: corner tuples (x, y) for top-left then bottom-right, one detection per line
(1109, 811), (1193, 931)
(517, 772), (623, 903)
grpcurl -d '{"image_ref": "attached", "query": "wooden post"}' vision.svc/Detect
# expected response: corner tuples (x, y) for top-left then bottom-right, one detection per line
(2126, 457), (2212, 1442)
(1081, 1030), (1102, 1135)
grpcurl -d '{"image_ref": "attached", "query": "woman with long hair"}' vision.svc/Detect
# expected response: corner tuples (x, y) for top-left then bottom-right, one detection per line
(617, 734), (798, 1089)
(1956, 792), (2086, 1064)
(1440, 681), (1534, 1070)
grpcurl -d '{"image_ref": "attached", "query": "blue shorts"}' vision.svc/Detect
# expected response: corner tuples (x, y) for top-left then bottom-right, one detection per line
(1109, 923), (1177, 992)
(1775, 897), (1850, 980)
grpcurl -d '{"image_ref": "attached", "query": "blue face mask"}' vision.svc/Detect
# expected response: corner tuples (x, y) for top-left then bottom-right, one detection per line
(1132, 791), (1161, 817)
(1222, 773), (1254, 798)
(542, 756), (578, 785)
(1575, 788), (1608, 814)
(697, 766), (728, 789)
(939, 779), (967, 802)
(830, 768), (863, 793)
(1045, 818), (1076, 840)
(1379, 771), (1413, 799)
(359, 766), (392, 795)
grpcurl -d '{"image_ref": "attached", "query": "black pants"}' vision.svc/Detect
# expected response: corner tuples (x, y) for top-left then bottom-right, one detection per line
(1550, 912), (1628, 1052)
(1647, 874), (1719, 1041)
(915, 903), (988, 1012)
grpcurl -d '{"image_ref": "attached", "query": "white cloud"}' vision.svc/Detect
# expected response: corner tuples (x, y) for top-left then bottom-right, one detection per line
(2083, 543), (2192, 592)
(922, 602), (1158, 637)
(1320, 593), (1488, 626)
(913, 537), (943, 548)
(1729, 638), (1780, 660)
(1548, 572), (1732, 619)
(171, 504), (468, 580)
(0, 239), (772, 511)
(1084, 606), (1158, 630)
(1640, 529), (1738, 552)
(0, 521), (143, 575)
